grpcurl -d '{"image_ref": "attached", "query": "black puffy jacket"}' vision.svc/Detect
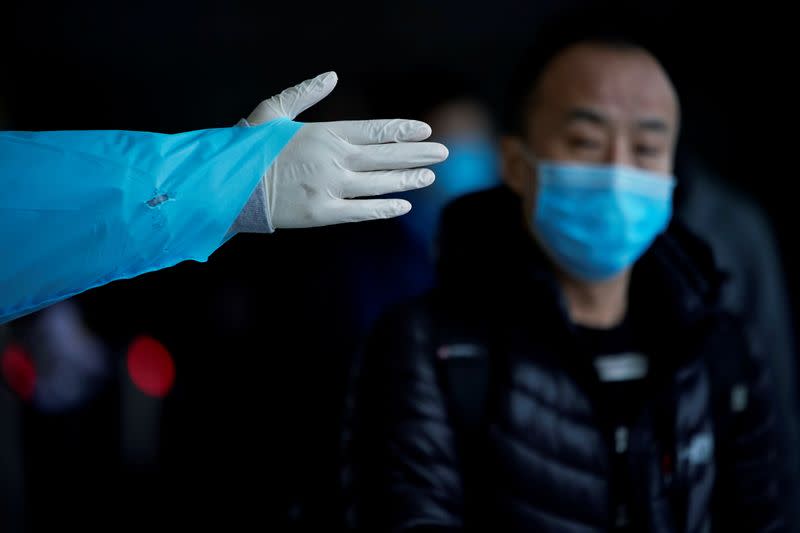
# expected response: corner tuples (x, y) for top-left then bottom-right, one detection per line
(343, 186), (786, 532)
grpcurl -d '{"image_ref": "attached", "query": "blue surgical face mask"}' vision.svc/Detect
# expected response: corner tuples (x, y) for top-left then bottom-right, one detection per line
(531, 159), (676, 281)
(401, 137), (499, 251)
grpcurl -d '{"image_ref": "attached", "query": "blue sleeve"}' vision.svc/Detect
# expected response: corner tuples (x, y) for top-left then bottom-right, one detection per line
(0, 118), (303, 323)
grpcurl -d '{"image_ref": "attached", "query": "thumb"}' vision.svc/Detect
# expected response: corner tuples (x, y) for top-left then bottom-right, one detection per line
(246, 71), (338, 124)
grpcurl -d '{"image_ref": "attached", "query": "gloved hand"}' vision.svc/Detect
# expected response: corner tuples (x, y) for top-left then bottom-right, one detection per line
(244, 72), (448, 229)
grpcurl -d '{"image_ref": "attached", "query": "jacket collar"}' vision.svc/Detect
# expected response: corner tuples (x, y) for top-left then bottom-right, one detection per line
(435, 186), (727, 364)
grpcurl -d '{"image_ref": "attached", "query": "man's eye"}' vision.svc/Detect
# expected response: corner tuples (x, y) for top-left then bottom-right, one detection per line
(636, 144), (662, 157)
(568, 137), (601, 150)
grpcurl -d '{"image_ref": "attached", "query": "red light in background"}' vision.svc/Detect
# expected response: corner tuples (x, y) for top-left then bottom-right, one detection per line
(1, 343), (36, 401)
(126, 335), (175, 398)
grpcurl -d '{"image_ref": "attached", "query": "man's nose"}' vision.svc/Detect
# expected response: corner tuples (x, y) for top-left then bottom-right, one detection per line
(606, 137), (634, 167)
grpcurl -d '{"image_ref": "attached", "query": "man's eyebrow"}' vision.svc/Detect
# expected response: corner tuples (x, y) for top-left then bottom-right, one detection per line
(566, 108), (607, 126)
(636, 118), (670, 133)
(566, 108), (671, 133)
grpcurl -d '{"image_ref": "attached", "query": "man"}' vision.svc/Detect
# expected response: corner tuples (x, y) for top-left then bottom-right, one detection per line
(344, 23), (786, 533)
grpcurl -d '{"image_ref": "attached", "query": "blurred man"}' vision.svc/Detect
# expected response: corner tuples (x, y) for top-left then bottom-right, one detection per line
(400, 93), (500, 257)
(336, 80), (501, 340)
(675, 155), (800, 529)
(344, 20), (788, 533)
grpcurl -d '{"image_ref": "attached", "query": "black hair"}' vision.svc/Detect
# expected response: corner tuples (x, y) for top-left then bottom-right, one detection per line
(501, 5), (676, 136)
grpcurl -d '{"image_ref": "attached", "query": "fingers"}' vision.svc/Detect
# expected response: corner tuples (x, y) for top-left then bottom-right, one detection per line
(247, 71), (338, 124)
(326, 119), (432, 144)
(345, 142), (448, 172)
(340, 168), (435, 198)
(329, 198), (413, 224)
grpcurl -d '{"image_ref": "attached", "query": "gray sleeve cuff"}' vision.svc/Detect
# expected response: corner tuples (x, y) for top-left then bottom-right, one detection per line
(229, 178), (274, 234)
(227, 118), (275, 235)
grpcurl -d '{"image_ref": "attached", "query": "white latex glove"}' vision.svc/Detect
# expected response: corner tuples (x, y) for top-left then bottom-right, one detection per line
(245, 71), (448, 229)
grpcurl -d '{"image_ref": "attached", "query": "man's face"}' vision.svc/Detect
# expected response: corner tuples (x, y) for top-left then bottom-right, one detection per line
(502, 42), (680, 216)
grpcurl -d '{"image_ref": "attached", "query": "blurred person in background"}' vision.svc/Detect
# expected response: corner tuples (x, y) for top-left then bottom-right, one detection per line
(0, 302), (118, 533)
(343, 12), (792, 532)
(674, 152), (800, 529)
(4, 301), (109, 413)
(399, 78), (501, 260)
(339, 75), (503, 339)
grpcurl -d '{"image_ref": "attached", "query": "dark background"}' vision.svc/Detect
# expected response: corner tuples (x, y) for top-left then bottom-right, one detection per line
(2, 0), (797, 531)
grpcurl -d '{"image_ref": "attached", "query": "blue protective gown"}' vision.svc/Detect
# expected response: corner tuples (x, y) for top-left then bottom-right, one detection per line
(0, 118), (302, 323)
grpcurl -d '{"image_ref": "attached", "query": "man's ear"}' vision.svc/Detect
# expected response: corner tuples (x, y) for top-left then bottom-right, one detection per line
(500, 135), (535, 198)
